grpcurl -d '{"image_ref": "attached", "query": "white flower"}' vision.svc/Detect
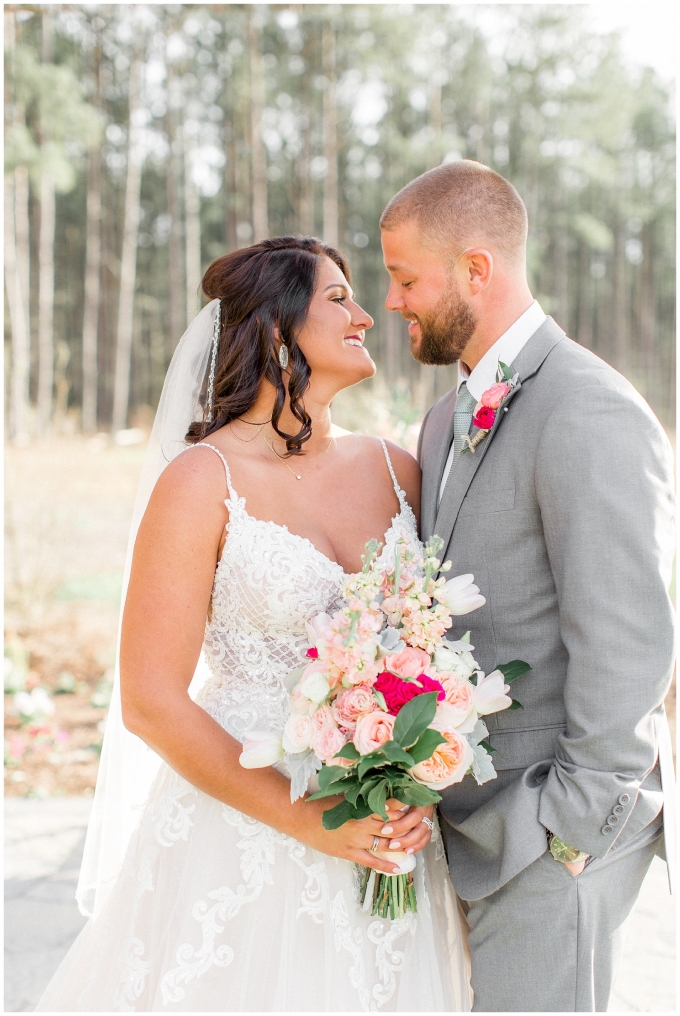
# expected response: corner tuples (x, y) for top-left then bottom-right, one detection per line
(435, 574), (486, 615)
(433, 644), (477, 680)
(473, 670), (512, 716)
(298, 661), (331, 704)
(282, 714), (314, 754)
(14, 688), (55, 718)
(239, 730), (284, 768)
(305, 612), (332, 649)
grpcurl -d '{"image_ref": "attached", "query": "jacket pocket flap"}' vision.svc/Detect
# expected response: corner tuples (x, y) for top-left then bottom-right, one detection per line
(458, 487), (515, 517)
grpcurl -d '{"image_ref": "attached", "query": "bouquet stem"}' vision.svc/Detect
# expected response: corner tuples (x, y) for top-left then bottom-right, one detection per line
(359, 866), (417, 920)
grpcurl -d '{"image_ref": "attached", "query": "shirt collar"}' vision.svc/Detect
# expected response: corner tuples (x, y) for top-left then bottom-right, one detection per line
(456, 300), (547, 401)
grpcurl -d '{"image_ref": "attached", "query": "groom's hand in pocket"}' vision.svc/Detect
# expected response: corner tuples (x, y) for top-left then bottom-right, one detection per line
(379, 799), (435, 855)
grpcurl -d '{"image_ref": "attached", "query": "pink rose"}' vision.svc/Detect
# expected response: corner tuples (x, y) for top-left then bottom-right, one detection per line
(354, 710), (395, 755)
(375, 671), (445, 716)
(383, 646), (431, 679)
(410, 726), (474, 789)
(311, 705), (346, 764)
(472, 406), (495, 430)
(332, 685), (377, 730)
(480, 382), (511, 410)
(438, 674), (475, 726)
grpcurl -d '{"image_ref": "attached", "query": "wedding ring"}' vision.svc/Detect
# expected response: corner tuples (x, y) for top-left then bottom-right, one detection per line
(371, 836), (380, 852)
(421, 817), (434, 831)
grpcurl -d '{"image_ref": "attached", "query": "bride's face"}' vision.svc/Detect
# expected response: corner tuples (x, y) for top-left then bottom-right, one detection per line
(294, 257), (376, 388)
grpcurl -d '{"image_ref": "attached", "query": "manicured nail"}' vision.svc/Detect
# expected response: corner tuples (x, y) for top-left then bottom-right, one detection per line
(406, 848), (414, 854)
(392, 867), (401, 874)
(381, 825), (393, 834)
(388, 841), (402, 850)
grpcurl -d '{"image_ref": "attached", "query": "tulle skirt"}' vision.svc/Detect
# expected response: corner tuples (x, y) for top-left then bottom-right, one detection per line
(36, 764), (471, 1012)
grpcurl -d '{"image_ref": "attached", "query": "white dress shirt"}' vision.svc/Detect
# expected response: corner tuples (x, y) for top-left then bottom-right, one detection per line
(438, 300), (546, 503)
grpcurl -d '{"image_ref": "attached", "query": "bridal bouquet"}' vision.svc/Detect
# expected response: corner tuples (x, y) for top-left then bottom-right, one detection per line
(240, 535), (529, 920)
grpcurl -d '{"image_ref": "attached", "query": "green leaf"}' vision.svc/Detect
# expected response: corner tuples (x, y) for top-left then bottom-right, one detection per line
(335, 742), (360, 761)
(409, 728), (447, 764)
(320, 799), (356, 829)
(479, 739), (497, 754)
(358, 751), (389, 780)
(373, 688), (388, 712)
(352, 799), (374, 820)
(396, 782), (442, 806)
(345, 782), (364, 806)
(381, 740), (416, 766)
(508, 698), (523, 710)
(497, 660), (531, 683)
(469, 672), (478, 686)
(393, 692), (438, 748)
(318, 765), (348, 790)
(367, 779), (389, 819)
(358, 776), (382, 799)
(498, 360), (514, 382)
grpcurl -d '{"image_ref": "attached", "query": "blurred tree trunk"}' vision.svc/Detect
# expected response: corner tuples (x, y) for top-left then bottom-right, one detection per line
(321, 20), (338, 246)
(553, 213), (569, 333)
(81, 143), (102, 433)
(37, 11), (55, 436)
(611, 220), (628, 373)
(249, 12), (268, 242)
(184, 129), (202, 324)
(14, 166), (31, 378)
(224, 121), (238, 250)
(5, 174), (31, 443)
(639, 221), (656, 395)
(112, 59), (143, 434)
(297, 31), (315, 236)
(576, 243), (592, 349)
(165, 108), (184, 343)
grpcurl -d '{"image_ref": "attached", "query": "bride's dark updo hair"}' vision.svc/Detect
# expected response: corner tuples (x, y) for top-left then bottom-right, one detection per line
(185, 235), (350, 455)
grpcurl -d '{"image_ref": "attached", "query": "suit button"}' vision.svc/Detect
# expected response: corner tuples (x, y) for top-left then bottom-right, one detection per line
(613, 805), (624, 815)
(607, 814), (619, 824)
(602, 825), (613, 834)
(618, 793), (630, 805)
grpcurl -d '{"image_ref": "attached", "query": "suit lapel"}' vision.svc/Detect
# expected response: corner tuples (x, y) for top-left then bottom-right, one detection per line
(433, 316), (566, 551)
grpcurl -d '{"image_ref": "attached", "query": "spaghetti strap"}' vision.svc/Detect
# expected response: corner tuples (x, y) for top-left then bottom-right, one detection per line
(378, 437), (407, 507)
(184, 442), (238, 501)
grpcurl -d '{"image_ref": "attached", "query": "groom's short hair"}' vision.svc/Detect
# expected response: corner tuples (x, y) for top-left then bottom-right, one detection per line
(380, 160), (528, 267)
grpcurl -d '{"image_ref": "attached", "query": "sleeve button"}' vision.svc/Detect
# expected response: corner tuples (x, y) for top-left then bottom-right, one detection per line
(601, 825), (613, 834)
(607, 814), (619, 824)
(613, 805), (624, 815)
(618, 794), (630, 805)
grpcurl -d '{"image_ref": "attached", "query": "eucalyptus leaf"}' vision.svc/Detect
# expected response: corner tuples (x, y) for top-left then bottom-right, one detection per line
(497, 660), (531, 683)
(393, 692), (438, 748)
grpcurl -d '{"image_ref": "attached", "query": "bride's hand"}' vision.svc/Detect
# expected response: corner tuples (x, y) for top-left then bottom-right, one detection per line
(378, 799), (435, 856)
(298, 797), (411, 875)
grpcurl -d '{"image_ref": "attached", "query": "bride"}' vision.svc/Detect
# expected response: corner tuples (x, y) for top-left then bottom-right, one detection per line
(37, 236), (470, 1012)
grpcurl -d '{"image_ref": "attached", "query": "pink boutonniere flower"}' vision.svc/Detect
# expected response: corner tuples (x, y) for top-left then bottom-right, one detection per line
(463, 362), (517, 454)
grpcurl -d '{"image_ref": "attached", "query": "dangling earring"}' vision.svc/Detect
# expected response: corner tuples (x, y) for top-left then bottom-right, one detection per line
(278, 343), (289, 370)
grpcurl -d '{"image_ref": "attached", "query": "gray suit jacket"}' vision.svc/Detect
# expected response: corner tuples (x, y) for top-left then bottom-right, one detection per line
(419, 317), (675, 901)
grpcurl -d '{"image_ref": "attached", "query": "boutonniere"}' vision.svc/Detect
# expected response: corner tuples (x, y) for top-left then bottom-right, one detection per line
(462, 360), (519, 453)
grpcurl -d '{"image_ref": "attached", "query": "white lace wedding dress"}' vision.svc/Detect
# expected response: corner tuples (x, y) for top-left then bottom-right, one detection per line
(37, 440), (470, 1013)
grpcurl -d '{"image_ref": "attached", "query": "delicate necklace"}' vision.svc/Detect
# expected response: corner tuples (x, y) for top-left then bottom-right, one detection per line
(260, 431), (334, 480)
(230, 421), (264, 444)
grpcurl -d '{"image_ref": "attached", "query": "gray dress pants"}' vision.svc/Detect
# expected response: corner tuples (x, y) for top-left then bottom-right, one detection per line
(462, 816), (664, 1012)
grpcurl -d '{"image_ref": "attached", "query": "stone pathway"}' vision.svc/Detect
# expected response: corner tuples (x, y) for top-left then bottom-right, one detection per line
(4, 798), (676, 1012)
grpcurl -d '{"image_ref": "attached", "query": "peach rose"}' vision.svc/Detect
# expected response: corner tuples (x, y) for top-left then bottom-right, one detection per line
(332, 685), (377, 730)
(410, 726), (473, 789)
(353, 710), (395, 756)
(383, 646), (432, 679)
(438, 674), (475, 727)
(311, 705), (346, 764)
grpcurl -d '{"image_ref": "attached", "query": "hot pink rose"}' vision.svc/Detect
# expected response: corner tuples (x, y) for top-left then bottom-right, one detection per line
(332, 685), (377, 730)
(383, 646), (431, 679)
(311, 705), (346, 763)
(480, 382), (511, 410)
(354, 710), (395, 755)
(472, 406), (496, 430)
(375, 671), (445, 716)
(410, 726), (474, 789)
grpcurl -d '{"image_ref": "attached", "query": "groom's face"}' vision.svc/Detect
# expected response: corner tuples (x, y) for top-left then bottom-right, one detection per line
(382, 221), (476, 366)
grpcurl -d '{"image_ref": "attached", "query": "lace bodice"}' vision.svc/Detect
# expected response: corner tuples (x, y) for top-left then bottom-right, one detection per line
(189, 440), (420, 743)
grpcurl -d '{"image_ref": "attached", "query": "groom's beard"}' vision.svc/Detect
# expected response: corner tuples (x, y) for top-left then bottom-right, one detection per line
(407, 289), (476, 366)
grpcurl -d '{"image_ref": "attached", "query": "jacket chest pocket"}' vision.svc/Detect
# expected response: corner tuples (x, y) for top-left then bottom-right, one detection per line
(458, 487), (515, 518)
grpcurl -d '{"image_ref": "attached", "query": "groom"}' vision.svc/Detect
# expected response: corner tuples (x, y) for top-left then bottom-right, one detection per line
(381, 161), (675, 1012)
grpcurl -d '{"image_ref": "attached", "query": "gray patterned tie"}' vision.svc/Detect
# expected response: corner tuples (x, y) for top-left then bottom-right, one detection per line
(452, 381), (477, 465)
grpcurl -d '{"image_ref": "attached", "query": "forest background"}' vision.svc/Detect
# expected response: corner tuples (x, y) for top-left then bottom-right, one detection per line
(4, 3), (676, 798)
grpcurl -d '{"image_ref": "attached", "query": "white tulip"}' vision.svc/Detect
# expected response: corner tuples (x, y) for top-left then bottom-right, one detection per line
(473, 670), (513, 716)
(282, 714), (314, 754)
(435, 574), (486, 615)
(239, 730), (285, 768)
